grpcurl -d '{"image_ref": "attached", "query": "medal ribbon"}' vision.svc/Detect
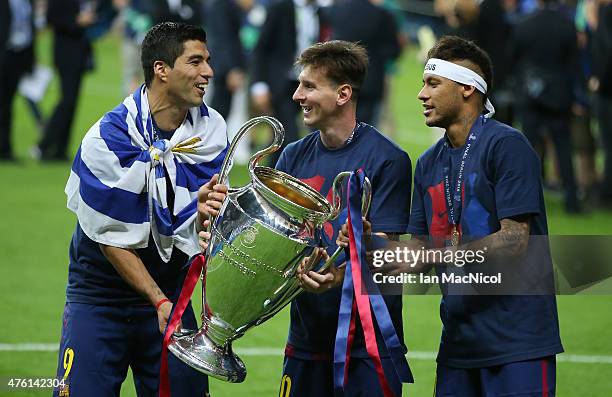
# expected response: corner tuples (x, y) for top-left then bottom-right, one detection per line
(443, 116), (485, 243)
(159, 254), (207, 397)
(333, 170), (413, 397)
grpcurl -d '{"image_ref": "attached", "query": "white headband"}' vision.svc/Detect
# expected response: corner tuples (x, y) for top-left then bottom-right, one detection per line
(424, 58), (495, 118)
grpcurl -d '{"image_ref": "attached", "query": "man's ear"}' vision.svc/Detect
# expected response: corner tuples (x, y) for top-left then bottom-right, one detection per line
(154, 61), (169, 83)
(461, 84), (478, 99)
(337, 84), (353, 106)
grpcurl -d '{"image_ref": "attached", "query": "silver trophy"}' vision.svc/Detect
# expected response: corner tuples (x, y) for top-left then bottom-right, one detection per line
(168, 116), (371, 382)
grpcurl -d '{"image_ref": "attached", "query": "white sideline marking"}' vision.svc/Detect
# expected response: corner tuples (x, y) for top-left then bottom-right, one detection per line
(557, 354), (612, 364)
(1, 344), (611, 364)
(0, 344), (57, 352)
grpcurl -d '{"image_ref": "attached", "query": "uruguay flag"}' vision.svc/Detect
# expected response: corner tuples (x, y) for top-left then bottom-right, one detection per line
(65, 85), (229, 262)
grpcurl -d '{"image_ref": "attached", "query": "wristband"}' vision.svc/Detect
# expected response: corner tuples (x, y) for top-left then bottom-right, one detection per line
(155, 298), (171, 311)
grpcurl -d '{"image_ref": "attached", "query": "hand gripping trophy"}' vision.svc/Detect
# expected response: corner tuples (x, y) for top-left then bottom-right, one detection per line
(166, 116), (370, 383)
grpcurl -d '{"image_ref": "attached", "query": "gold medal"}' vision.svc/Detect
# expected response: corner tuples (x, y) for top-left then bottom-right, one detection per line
(450, 226), (460, 246)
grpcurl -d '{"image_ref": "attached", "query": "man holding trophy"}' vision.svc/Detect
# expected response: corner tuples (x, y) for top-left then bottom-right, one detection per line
(54, 22), (228, 396)
(274, 41), (414, 397)
(194, 40), (413, 396)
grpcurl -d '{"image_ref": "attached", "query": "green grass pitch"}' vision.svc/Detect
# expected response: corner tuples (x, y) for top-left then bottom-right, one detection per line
(0, 31), (611, 396)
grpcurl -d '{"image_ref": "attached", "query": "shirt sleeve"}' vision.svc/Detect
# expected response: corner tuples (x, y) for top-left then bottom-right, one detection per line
(369, 150), (412, 234)
(492, 135), (543, 220)
(407, 159), (428, 236)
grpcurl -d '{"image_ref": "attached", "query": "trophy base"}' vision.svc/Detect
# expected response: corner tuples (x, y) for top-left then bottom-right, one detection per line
(168, 329), (247, 383)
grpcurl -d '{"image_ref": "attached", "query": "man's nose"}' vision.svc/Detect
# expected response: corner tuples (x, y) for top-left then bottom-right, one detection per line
(292, 87), (304, 102)
(202, 62), (214, 78)
(417, 86), (428, 101)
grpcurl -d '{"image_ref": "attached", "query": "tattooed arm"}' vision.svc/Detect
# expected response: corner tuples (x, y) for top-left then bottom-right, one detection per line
(461, 215), (531, 261)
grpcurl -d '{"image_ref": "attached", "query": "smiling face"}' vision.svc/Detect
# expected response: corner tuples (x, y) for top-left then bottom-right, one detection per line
(165, 40), (213, 109)
(292, 65), (343, 130)
(417, 74), (464, 129)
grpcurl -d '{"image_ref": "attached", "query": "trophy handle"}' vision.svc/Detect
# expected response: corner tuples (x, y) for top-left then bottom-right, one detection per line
(329, 172), (371, 220)
(319, 173), (372, 271)
(247, 117), (284, 176)
(216, 116), (285, 187)
(204, 116), (284, 243)
(203, 116), (285, 253)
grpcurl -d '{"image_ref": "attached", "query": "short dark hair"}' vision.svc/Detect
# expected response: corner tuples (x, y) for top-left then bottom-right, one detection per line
(141, 22), (207, 87)
(427, 35), (493, 96)
(296, 40), (369, 100)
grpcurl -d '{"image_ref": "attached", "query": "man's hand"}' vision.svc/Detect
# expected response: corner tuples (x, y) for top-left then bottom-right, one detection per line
(156, 300), (182, 335)
(197, 174), (228, 251)
(197, 174), (228, 220)
(336, 217), (372, 248)
(198, 219), (212, 251)
(297, 248), (345, 293)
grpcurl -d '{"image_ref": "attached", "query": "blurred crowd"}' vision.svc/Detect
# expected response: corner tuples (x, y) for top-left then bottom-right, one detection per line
(1, 0), (611, 213)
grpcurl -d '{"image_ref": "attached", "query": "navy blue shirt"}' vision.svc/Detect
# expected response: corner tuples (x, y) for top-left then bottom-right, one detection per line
(276, 123), (412, 359)
(408, 117), (563, 368)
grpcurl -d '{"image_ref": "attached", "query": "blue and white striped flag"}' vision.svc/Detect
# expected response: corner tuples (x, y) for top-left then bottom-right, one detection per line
(65, 85), (229, 262)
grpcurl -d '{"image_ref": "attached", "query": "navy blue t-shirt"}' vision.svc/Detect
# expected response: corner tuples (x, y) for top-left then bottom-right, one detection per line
(276, 122), (412, 359)
(408, 117), (563, 368)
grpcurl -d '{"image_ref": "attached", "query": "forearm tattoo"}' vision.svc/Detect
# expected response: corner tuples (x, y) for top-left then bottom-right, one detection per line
(466, 217), (530, 261)
(496, 218), (530, 256)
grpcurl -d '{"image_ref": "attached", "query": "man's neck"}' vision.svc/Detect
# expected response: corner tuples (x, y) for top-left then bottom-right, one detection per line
(319, 115), (357, 149)
(445, 110), (481, 148)
(146, 86), (188, 132)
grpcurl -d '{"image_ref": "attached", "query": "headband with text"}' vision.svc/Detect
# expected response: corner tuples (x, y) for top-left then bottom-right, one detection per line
(424, 58), (495, 118)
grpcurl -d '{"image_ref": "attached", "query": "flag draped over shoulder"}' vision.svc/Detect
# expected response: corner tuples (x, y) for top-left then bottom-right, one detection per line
(65, 85), (229, 262)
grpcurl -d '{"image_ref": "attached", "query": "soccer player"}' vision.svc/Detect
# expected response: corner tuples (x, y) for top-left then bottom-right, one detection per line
(53, 22), (228, 396)
(341, 36), (564, 396)
(275, 41), (413, 397)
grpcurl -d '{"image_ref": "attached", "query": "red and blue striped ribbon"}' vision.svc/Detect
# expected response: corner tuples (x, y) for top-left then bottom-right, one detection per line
(159, 254), (207, 397)
(333, 170), (413, 397)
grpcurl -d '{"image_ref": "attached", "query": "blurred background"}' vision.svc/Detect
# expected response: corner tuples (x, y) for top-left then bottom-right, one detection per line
(1, 0), (611, 395)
